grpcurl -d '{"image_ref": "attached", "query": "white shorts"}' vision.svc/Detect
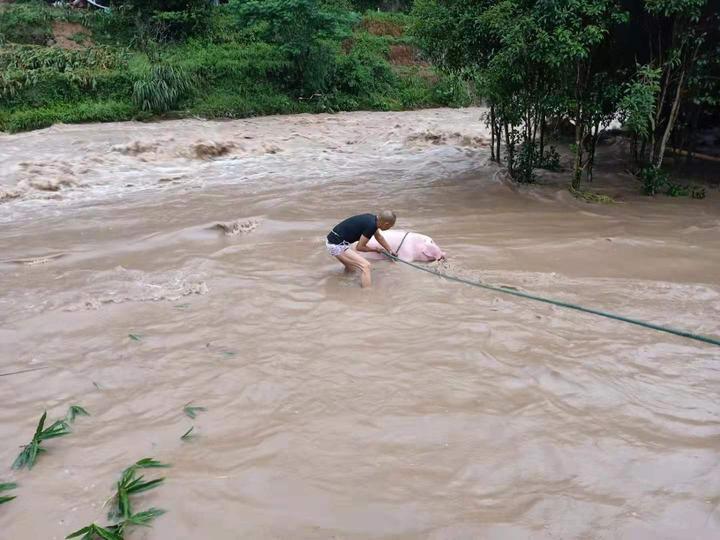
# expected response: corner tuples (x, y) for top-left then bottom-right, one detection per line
(326, 239), (351, 257)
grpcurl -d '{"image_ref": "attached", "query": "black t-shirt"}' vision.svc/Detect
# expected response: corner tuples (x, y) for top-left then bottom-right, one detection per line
(327, 213), (378, 245)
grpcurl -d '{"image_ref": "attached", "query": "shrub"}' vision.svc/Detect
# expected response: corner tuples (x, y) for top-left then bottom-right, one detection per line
(132, 64), (194, 113)
(0, 2), (53, 45)
(510, 141), (538, 184)
(538, 145), (561, 171)
(638, 166), (669, 195)
(1, 99), (135, 133)
(229, 0), (359, 95)
(108, 0), (212, 41)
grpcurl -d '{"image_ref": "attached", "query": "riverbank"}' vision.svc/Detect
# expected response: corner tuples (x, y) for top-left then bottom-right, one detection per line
(0, 2), (472, 133)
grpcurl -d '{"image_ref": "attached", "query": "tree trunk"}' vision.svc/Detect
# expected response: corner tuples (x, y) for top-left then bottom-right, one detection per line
(632, 134), (639, 164)
(539, 112), (545, 157)
(654, 67), (685, 169)
(504, 121), (513, 174)
(572, 62), (584, 190)
(586, 121), (600, 182)
(489, 106), (496, 162)
(685, 105), (701, 165)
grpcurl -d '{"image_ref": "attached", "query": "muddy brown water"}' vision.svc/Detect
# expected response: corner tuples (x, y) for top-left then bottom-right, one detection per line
(1, 108), (719, 539)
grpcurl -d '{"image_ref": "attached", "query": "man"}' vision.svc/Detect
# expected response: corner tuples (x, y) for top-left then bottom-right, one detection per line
(326, 211), (398, 288)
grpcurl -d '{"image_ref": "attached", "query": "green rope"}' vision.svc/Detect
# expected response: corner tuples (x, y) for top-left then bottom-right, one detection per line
(386, 255), (720, 347)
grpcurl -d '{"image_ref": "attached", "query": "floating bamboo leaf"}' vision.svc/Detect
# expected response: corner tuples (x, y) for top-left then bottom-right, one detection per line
(180, 427), (194, 441)
(128, 334), (142, 342)
(109, 458), (170, 521)
(66, 405), (90, 423)
(0, 482), (18, 505)
(126, 507), (166, 527)
(65, 523), (123, 540)
(13, 411), (71, 470)
(174, 303), (190, 309)
(183, 404), (206, 419)
(126, 458), (170, 471)
(71, 458), (168, 540)
(222, 351), (236, 358)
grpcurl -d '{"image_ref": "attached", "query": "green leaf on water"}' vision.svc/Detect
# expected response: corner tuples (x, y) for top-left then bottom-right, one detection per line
(125, 476), (165, 495)
(222, 351), (236, 358)
(65, 525), (92, 539)
(128, 334), (142, 341)
(128, 458), (170, 470)
(174, 303), (190, 309)
(109, 458), (169, 521)
(0, 482), (17, 505)
(127, 507), (166, 526)
(181, 426), (194, 441)
(66, 523), (123, 540)
(183, 404), (206, 419)
(66, 405), (90, 423)
(13, 411), (72, 470)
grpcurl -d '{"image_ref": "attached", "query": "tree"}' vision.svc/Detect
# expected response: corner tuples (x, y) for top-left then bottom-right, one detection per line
(229, 0), (358, 95)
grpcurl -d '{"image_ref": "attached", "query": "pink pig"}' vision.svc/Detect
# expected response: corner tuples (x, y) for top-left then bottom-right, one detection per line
(359, 230), (446, 262)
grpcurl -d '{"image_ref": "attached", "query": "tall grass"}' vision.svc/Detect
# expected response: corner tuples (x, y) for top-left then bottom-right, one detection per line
(132, 64), (194, 113)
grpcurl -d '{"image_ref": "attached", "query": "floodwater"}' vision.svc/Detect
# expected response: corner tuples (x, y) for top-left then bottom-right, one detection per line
(1, 108), (719, 539)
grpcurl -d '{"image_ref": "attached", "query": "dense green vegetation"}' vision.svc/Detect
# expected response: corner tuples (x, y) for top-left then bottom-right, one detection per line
(0, 0), (471, 133)
(412, 0), (720, 191)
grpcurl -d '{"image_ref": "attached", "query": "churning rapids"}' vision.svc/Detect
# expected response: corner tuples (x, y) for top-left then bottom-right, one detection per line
(1, 108), (719, 539)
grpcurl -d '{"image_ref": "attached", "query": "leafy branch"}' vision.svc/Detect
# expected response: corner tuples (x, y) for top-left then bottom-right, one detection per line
(67, 458), (170, 540)
(12, 411), (71, 470)
(12, 406), (90, 470)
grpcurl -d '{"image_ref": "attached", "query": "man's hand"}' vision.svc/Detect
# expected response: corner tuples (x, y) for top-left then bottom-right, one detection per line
(377, 248), (397, 260)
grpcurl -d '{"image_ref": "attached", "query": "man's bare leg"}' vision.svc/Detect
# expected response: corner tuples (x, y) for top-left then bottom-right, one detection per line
(339, 259), (354, 273)
(336, 250), (372, 288)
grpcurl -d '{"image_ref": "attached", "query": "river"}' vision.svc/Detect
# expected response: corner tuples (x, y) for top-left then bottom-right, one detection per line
(1, 108), (719, 539)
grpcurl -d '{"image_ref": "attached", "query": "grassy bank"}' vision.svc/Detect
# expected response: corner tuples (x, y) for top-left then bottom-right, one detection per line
(0, 1), (473, 133)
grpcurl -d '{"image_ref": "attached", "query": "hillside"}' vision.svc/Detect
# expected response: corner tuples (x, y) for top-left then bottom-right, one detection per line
(0, 1), (472, 132)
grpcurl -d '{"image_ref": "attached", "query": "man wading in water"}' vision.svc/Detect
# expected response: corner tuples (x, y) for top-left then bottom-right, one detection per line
(326, 211), (397, 288)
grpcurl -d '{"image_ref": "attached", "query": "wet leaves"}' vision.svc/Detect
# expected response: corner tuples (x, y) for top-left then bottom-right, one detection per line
(70, 458), (170, 539)
(0, 482), (18, 505)
(128, 334), (142, 342)
(183, 403), (206, 419)
(180, 426), (195, 441)
(66, 524), (123, 540)
(125, 507), (167, 526)
(12, 411), (71, 470)
(13, 408), (88, 470)
(66, 405), (90, 423)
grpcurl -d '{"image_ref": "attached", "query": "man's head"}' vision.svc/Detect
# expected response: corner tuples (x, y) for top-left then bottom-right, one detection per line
(377, 210), (397, 231)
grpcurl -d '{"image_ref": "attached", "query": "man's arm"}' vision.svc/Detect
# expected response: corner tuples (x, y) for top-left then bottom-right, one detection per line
(373, 231), (396, 256)
(356, 235), (376, 252)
